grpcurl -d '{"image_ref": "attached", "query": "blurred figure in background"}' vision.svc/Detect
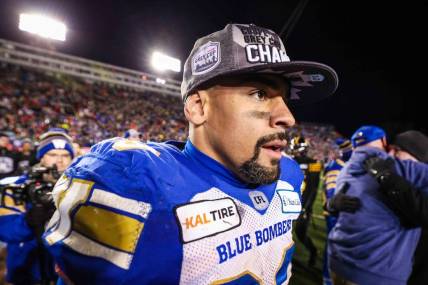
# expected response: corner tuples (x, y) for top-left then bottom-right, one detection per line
(0, 132), (21, 179)
(322, 138), (353, 285)
(289, 135), (323, 267)
(17, 138), (37, 173)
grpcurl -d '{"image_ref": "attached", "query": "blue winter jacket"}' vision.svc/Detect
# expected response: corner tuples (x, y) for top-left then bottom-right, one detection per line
(328, 146), (428, 285)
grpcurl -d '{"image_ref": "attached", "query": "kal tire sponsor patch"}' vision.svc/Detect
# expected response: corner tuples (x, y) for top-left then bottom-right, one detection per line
(175, 198), (241, 243)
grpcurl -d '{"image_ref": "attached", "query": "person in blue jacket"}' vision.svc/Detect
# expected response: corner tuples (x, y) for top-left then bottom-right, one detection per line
(43, 23), (339, 285)
(0, 129), (75, 284)
(328, 125), (428, 285)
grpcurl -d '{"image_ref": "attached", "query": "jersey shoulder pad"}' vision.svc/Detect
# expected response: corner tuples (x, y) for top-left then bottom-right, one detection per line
(65, 138), (181, 193)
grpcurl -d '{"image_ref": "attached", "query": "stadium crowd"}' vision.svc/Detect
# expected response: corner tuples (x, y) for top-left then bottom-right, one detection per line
(0, 63), (340, 163)
(0, 63), (187, 147)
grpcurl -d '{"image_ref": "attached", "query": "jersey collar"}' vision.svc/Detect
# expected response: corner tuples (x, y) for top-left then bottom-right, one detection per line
(183, 140), (248, 187)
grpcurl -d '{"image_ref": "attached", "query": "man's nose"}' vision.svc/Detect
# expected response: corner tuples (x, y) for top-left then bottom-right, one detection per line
(270, 97), (295, 130)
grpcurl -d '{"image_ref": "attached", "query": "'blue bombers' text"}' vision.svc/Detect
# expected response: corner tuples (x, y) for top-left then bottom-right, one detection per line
(216, 219), (292, 263)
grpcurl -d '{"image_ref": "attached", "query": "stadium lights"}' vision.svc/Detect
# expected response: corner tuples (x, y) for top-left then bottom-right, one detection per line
(19, 13), (67, 41)
(151, 51), (181, 73)
(156, 78), (166, 84)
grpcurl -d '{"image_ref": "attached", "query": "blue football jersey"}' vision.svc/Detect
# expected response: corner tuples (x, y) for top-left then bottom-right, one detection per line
(44, 138), (303, 284)
(324, 159), (345, 204)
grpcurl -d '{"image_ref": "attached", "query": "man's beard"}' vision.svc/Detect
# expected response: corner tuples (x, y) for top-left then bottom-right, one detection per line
(237, 133), (286, 185)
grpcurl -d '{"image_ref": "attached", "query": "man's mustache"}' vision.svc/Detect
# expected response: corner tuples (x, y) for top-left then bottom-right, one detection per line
(255, 132), (288, 149)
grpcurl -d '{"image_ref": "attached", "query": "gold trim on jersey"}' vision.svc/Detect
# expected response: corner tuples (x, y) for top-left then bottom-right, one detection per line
(309, 162), (322, 172)
(2, 195), (25, 212)
(210, 270), (262, 285)
(336, 159), (345, 167)
(325, 170), (340, 177)
(74, 205), (144, 253)
(112, 139), (160, 156)
(325, 175), (338, 184)
(0, 207), (21, 216)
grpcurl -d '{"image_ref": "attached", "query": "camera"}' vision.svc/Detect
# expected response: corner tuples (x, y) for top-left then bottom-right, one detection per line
(0, 165), (59, 208)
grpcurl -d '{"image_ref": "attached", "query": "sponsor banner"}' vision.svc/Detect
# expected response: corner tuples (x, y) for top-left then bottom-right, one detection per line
(276, 190), (301, 214)
(175, 198), (241, 243)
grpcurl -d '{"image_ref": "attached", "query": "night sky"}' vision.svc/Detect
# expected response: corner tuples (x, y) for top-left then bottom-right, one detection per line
(0, 0), (425, 139)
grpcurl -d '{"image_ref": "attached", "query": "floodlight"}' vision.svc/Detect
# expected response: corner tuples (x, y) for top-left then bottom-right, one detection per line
(19, 13), (67, 41)
(151, 51), (181, 73)
(156, 78), (166, 84)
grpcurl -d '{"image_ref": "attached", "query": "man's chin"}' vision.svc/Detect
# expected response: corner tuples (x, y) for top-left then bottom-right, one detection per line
(238, 160), (280, 185)
(257, 156), (280, 168)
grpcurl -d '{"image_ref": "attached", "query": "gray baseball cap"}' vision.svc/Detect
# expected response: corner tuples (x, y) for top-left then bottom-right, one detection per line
(181, 23), (339, 105)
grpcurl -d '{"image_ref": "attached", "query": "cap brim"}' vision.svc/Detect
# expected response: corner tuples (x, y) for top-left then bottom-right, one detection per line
(188, 61), (338, 106)
(226, 61), (338, 105)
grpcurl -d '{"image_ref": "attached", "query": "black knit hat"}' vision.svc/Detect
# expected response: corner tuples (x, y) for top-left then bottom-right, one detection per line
(393, 130), (428, 163)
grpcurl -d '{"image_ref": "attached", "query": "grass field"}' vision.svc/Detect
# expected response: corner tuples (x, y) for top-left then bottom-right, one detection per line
(290, 183), (328, 285)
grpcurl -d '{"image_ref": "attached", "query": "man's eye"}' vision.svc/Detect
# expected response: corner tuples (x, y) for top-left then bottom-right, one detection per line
(250, 90), (267, 101)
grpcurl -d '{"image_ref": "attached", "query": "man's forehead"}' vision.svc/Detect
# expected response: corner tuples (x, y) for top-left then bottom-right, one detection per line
(210, 74), (289, 90)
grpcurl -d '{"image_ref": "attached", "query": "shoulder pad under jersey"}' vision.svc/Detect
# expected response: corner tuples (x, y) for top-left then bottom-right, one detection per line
(65, 138), (182, 194)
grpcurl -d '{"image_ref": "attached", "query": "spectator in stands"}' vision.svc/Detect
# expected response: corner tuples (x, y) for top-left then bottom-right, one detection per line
(0, 131), (20, 179)
(17, 138), (37, 172)
(0, 129), (75, 285)
(328, 126), (428, 285)
(0, 63), (188, 145)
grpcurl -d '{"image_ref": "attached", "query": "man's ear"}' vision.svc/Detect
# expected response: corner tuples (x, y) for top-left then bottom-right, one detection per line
(184, 91), (208, 125)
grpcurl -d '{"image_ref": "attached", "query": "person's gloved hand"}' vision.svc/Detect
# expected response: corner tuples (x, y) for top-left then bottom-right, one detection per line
(25, 204), (54, 234)
(330, 192), (361, 213)
(328, 183), (361, 213)
(363, 156), (396, 182)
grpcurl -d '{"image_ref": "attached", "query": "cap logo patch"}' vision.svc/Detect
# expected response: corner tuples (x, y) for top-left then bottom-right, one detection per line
(52, 139), (67, 149)
(191, 41), (221, 75)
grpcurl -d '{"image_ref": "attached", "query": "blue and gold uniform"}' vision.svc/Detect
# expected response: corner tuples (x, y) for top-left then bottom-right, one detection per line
(44, 138), (303, 285)
(321, 138), (352, 285)
(0, 176), (56, 284)
(323, 159), (345, 231)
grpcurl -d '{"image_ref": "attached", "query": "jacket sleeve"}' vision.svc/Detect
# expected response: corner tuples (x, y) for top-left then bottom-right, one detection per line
(395, 159), (428, 195)
(378, 172), (428, 228)
(0, 193), (34, 242)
